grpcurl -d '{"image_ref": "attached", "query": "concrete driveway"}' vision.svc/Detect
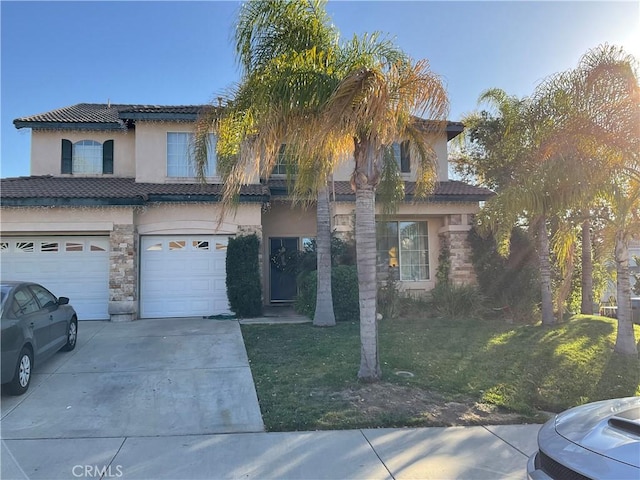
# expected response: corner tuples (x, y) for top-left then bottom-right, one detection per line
(1, 317), (264, 440)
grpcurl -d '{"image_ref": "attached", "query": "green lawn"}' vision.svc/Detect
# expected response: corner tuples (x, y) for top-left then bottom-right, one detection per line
(241, 314), (640, 432)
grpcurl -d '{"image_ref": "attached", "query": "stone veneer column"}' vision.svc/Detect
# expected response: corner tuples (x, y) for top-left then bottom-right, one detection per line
(438, 214), (477, 285)
(108, 224), (137, 321)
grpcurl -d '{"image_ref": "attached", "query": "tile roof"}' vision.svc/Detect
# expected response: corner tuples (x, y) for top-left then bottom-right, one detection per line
(269, 179), (493, 202)
(1, 176), (492, 207)
(0, 176), (266, 206)
(14, 103), (463, 139)
(13, 104), (212, 130)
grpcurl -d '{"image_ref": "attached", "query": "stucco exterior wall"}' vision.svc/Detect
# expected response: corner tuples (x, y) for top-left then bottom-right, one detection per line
(30, 130), (135, 177)
(133, 122), (260, 184)
(0, 206), (134, 234)
(135, 203), (261, 235)
(330, 135), (449, 182)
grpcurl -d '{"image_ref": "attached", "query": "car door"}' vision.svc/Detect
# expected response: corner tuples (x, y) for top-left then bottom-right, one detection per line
(29, 284), (68, 350)
(11, 287), (51, 358)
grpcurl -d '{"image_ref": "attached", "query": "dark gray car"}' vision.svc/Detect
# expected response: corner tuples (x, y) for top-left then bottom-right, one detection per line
(1, 281), (78, 395)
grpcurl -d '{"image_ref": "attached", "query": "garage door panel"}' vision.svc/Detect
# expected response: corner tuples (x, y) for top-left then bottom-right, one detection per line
(140, 235), (231, 318)
(1, 236), (109, 320)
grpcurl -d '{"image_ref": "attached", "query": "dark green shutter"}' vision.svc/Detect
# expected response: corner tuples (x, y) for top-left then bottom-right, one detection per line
(400, 141), (410, 173)
(61, 139), (72, 174)
(103, 140), (114, 174)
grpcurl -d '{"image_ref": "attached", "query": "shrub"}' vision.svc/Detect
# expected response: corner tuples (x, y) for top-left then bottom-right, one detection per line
(226, 234), (262, 318)
(378, 267), (400, 320)
(429, 282), (486, 319)
(295, 265), (359, 322)
(468, 226), (540, 322)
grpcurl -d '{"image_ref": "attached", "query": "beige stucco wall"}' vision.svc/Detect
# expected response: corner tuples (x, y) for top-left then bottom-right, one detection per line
(331, 135), (450, 182)
(133, 122), (261, 184)
(30, 130), (135, 177)
(135, 203), (261, 235)
(0, 207), (134, 234)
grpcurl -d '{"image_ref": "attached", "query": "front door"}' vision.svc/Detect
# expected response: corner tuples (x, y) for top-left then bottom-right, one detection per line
(269, 237), (298, 302)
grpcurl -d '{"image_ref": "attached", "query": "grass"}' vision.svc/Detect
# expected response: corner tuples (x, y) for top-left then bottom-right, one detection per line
(241, 314), (640, 432)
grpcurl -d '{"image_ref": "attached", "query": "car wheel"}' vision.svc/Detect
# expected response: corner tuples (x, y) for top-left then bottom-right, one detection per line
(61, 317), (78, 351)
(6, 347), (33, 395)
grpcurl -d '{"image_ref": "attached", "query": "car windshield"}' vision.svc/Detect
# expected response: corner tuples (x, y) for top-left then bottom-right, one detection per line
(0, 285), (12, 315)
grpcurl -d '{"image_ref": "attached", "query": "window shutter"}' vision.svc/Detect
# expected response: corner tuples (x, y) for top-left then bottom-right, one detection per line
(103, 140), (114, 174)
(400, 141), (410, 173)
(61, 139), (72, 174)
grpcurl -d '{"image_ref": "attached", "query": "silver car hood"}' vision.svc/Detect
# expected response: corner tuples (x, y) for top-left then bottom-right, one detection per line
(555, 396), (640, 468)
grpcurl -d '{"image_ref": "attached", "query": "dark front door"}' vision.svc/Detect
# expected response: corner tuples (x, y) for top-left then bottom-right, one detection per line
(270, 237), (298, 302)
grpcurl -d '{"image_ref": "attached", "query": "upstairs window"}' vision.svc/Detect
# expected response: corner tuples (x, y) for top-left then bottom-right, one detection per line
(390, 141), (411, 173)
(61, 139), (113, 174)
(167, 132), (216, 177)
(272, 144), (297, 176)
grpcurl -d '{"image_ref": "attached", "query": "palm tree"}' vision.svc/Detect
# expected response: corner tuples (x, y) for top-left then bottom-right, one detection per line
(531, 45), (640, 317)
(464, 88), (559, 325)
(319, 56), (449, 379)
(196, 0), (341, 327)
(601, 178), (640, 355)
(202, 1), (449, 380)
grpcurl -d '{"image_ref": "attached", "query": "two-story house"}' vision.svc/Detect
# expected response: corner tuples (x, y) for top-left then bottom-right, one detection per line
(1, 103), (492, 321)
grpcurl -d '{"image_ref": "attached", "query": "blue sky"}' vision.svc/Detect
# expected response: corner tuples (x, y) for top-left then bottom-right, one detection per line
(2, 1), (639, 178)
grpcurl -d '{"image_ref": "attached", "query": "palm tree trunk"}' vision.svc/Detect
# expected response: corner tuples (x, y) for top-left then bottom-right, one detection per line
(313, 184), (336, 327)
(614, 231), (637, 355)
(556, 246), (575, 320)
(355, 185), (382, 381)
(581, 218), (594, 315)
(351, 138), (383, 382)
(537, 216), (555, 325)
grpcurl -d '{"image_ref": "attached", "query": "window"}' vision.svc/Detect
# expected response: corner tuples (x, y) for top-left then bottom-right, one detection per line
(192, 240), (210, 250)
(167, 132), (216, 177)
(29, 285), (57, 309)
(15, 242), (34, 253)
(272, 144), (297, 176)
(12, 288), (40, 316)
(389, 141), (410, 173)
(61, 139), (113, 174)
(65, 242), (84, 252)
(376, 221), (429, 281)
(169, 240), (186, 251)
(41, 241), (59, 253)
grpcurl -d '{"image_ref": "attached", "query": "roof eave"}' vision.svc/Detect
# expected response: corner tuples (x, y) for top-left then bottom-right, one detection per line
(1, 194), (267, 207)
(13, 121), (125, 131)
(117, 112), (199, 122)
(446, 122), (464, 141)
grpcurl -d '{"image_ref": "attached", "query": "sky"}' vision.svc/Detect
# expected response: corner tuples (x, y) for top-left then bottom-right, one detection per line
(1, 0), (639, 178)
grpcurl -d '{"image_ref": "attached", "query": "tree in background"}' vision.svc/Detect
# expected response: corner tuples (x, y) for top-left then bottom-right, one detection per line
(455, 45), (639, 335)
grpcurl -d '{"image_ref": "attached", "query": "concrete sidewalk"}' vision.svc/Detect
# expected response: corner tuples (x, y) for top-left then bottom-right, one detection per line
(2, 423), (541, 479)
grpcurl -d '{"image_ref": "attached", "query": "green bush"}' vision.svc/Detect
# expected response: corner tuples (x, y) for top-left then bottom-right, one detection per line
(429, 282), (486, 319)
(378, 267), (400, 320)
(226, 234), (262, 318)
(468, 226), (540, 322)
(295, 265), (359, 322)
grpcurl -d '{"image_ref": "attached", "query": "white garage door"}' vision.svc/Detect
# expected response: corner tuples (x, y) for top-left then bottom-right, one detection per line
(140, 235), (231, 318)
(0, 236), (110, 320)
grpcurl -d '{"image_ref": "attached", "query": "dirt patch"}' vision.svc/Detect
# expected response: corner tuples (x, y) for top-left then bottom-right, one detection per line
(327, 382), (535, 426)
